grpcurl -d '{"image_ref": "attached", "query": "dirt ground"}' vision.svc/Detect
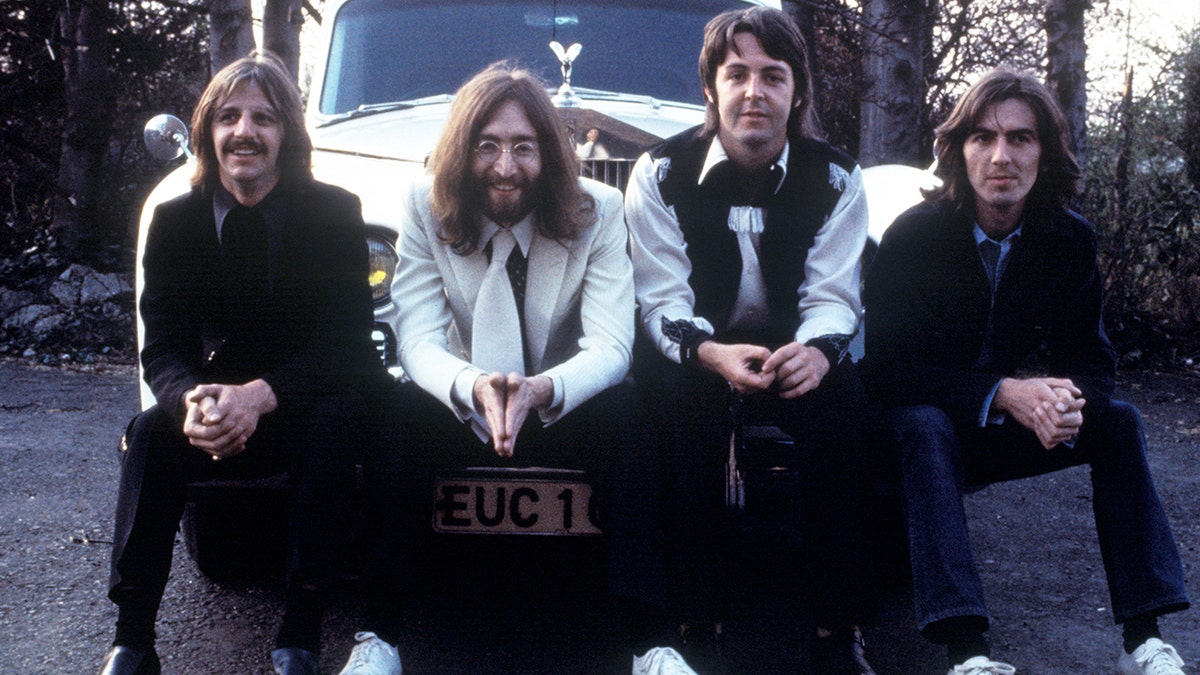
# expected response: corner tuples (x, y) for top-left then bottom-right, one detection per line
(0, 358), (1196, 674)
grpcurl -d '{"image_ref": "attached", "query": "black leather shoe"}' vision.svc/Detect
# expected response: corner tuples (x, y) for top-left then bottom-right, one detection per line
(97, 646), (161, 675)
(675, 623), (726, 674)
(271, 647), (320, 675)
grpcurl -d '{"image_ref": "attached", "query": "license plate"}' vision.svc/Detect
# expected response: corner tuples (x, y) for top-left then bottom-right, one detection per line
(433, 469), (601, 536)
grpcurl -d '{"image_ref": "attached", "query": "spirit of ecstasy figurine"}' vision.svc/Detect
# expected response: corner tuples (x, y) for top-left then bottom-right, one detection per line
(549, 41), (582, 107)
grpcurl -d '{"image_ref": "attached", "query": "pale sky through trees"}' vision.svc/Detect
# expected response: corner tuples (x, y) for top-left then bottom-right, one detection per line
(252, 0), (1198, 126)
(1087, 0), (1199, 103)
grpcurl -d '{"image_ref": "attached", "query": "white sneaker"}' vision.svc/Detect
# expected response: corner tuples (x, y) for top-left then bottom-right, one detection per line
(949, 655), (1017, 675)
(1117, 638), (1186, 675)
(338, 631), (402, 675)
(632, 646), (698, 675)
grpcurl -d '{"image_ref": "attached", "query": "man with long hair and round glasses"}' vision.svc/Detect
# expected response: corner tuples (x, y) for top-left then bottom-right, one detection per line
(373, 63), (684, 673)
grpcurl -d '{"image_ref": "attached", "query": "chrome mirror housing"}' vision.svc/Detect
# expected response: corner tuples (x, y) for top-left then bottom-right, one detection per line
(143, 114), (192, 161)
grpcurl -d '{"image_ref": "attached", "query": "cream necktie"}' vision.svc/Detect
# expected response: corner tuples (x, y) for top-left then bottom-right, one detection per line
(471, 228), (525, 375)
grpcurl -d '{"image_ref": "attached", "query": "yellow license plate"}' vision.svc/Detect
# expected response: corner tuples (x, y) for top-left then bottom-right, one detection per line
(433, 470), (601, 536)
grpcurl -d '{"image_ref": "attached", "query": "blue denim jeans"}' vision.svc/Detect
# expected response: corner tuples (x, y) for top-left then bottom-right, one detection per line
(887, 401), (1189, 637)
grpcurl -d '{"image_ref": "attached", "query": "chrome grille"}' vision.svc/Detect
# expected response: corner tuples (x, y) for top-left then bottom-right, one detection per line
(581, 159), (636, 192)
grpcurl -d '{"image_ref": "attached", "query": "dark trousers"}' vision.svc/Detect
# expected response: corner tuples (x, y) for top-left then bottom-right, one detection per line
(108, 391), (364, 648)
(365, 380), (667, 611)
(888, 399), (1190, 638)
(636, 351), (880, 629)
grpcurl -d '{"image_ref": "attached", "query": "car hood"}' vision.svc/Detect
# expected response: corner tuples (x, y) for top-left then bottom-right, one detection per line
(309, 95), (704, 163)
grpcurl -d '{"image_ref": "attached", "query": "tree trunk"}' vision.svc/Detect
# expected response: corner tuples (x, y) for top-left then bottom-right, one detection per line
(53, 0), (112, 261)
(208, 0), (255, 76)
(1044, 0), (1089, 171)
(1182, 37), (1200, 189)
(859, 0), (926, 167)
(263, 0), (304, 81)
(1115, 66), (1133, 232)
(781, 0), (823, 122)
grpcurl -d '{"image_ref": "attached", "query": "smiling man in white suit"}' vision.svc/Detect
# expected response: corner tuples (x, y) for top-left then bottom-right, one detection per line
(363, 63), (690, 674)
(391, 63), (632, 459)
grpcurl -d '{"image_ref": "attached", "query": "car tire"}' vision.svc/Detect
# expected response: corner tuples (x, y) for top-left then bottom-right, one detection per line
(181, 475), (290, 583)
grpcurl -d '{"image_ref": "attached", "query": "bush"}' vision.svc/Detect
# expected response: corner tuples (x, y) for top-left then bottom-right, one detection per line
(0, 1), (208, 271)
(1082, 31), (1200, 372)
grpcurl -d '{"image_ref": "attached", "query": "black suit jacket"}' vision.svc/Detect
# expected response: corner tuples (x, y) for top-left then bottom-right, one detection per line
(861, 199), (1117, 427)
(139, 180), (382, 422)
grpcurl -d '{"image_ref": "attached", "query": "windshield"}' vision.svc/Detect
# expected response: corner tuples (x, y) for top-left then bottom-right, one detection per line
(319, 0), (744, 115)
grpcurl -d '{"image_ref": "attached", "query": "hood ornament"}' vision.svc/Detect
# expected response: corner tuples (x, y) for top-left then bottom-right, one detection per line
(549, 41), (582, 108)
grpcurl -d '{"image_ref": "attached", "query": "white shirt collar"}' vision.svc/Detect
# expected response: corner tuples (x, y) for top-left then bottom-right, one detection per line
(697, 136), (790, 195)
(479, 212), (535, 257)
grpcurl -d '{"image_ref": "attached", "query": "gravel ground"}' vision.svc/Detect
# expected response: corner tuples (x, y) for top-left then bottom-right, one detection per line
(0, 358), (1196, 674)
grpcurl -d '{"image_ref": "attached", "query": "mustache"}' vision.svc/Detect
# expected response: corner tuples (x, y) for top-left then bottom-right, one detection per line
(485, 168), (533, 188)
(222, 140), (267, 154)
(470, 170), (534, 195)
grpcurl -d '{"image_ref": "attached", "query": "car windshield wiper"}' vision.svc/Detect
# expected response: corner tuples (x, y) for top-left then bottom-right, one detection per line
(317, 95), (454, 127)
(566, 88), (700, 109)
(568, 87), (648, 101)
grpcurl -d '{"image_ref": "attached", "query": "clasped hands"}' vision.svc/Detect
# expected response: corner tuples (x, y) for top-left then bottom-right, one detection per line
(995, 376), (1086, 449)
(182, 379), (278, 460)
(697, 340), (830, 399)
(473, 372), (553, 458)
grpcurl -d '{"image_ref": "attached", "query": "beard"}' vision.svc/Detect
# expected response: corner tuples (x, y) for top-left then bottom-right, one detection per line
(470, 168), (538, 226)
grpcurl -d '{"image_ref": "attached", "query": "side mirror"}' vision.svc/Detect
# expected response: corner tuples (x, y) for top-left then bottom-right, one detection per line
(143, 114), (192, 161)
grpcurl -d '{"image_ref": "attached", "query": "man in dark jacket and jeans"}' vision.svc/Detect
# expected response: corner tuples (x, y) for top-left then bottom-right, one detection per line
(862, 67), (1190, 675)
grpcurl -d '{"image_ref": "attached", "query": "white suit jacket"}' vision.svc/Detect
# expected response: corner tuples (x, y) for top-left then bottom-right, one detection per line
(386, 175), (634, 424)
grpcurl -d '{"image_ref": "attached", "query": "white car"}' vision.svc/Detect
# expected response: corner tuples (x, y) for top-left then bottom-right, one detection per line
(138, 0), (930, 578)
(138, 0), (800, 404)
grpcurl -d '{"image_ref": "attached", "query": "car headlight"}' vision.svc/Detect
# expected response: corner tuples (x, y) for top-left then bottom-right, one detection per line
(366, 229), (398, 306)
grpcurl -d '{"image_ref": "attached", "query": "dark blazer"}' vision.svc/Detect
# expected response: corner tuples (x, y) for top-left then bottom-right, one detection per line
(861, 199), (1117, 427)
(139, 180), (382, 422)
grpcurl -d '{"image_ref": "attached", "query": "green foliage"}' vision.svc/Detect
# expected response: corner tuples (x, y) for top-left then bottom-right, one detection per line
(1182, 30), (1200, 188)
(810, 3), (863, 155)
(0, 1), (65, 257)
(807, 0), (1049, 165)
(0, 0), (208, 269)
(2, 0), (1197, 368)
(922, 0), (1046, 159)
(103, 1), (209, 266)
(1083, 28), (1200, 368)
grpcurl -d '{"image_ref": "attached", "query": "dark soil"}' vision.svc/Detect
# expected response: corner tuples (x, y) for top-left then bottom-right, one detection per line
(0, 360), (1196, 674)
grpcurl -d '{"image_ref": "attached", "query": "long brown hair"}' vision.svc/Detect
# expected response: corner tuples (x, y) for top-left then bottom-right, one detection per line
(189, 51), (313, 191)
(698, 6), (821, 141)
(925, 67), (1081, 212)
(428, 62), (589, 255)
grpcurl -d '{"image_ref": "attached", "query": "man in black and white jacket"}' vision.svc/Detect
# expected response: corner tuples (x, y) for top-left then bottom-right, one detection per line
(624, 6), (879, 673)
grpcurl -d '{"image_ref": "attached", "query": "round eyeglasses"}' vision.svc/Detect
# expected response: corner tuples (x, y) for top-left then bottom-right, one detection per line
(474, 140), (539, 165)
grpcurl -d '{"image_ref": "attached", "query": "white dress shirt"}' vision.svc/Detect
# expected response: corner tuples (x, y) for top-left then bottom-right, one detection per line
(624, 136), (868, 363)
